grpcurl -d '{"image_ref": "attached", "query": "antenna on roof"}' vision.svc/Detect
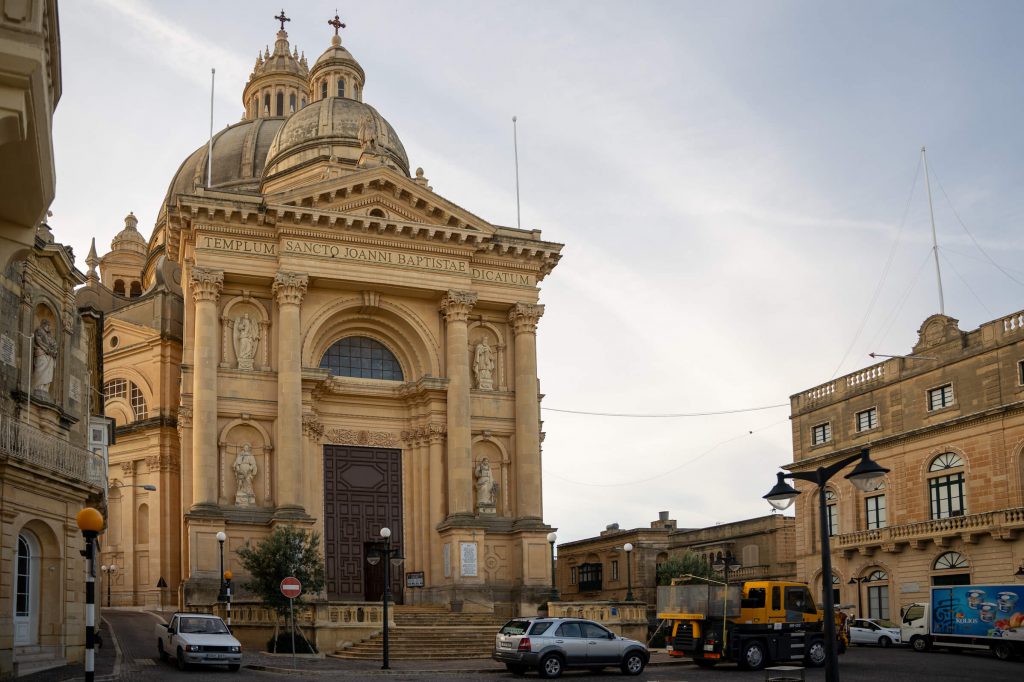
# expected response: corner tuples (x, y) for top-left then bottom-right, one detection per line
(207, 68), (216, 187)
(921, 146), (945, 315)
(512, 116), (521, 229)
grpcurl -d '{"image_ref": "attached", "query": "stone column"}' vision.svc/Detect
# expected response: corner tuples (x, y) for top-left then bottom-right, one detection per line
(440, 290), (477, 517)
(427, 424), (446, 581)
(190, 267), (223, 512)
(509, 303), (545, 521)
(273, 272), (308, 517)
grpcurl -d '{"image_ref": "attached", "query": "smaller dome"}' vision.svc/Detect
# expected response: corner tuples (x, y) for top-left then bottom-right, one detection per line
(111, 212), (146, 255)
(248, 29), (308, 82)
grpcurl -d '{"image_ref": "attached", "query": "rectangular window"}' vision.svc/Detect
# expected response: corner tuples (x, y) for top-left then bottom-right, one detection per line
(827, 503), (838, 536)
(856, 407), (877, 432)
(1018, 359), (1024, 386)
(611, 560), (619, 581)
(930, 472), (965, 519)
(865, 494), (887, 529)
(867, 584), (890, 620)
(928, 384), (954, 411)
(579, 563), (603, 592)
(811, 422), (832, 446)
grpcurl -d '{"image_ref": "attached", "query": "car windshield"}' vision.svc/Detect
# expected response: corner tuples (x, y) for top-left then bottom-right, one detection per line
(499, 620), (533, 636)
(180, 618), (229, 634)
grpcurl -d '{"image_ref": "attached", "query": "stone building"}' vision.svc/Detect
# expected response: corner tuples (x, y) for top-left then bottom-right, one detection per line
(788, 312), (1024, 620)
(81, 15), (562, 617)
(555, 512), (795, 610)
(0, 1), (108, 676)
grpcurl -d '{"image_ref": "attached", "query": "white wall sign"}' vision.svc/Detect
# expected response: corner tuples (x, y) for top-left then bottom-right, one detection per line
(460, 542), (478, 577)
(443, 543), (451, 577)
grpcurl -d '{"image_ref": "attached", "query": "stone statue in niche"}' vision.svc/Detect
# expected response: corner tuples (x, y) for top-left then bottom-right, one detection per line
(358, 114), (378, 154)
(232, 442), (258, 506)
(475, 457), (498, 513)
(232, 312), (259, 370)
(31, 319), (58, 397)
(473, 339), (495, 390)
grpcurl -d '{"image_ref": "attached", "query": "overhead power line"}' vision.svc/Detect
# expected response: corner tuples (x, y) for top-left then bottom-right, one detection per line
(541, 403), (789, 418)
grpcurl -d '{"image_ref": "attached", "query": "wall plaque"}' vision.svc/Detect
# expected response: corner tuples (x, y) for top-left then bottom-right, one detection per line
(0, 334), (14, 367)
(406, 571), (425, 588)
(443, 543), (451, 577)
(460, 542), (478, 577)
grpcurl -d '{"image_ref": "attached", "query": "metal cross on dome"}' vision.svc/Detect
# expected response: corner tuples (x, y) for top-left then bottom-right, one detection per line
(275, 10), (290, 31)
(328, 12), (346, 36)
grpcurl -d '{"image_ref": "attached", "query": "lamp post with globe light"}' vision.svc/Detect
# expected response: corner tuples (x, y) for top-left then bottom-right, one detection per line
(367, 527), (403, 670)
(216, 531), (227, 602)
(764, 448), (888, 682)
(623, 543), (635, 602)
(100, 563), (117, 607)
(547, 532), (558, 603)
(76, 507), (104, 682)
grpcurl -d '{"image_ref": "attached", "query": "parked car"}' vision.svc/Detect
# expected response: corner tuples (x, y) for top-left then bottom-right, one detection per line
(493, 616), (648, 678)
(155, 612), (242, 671)
(849, 617), (902, 647)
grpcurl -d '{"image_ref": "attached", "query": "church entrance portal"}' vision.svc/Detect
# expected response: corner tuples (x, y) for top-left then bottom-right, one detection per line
(323, 445), (403, 602)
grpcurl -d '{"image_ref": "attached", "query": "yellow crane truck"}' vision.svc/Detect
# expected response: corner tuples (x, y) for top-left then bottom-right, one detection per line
(657, 578), (827, 670)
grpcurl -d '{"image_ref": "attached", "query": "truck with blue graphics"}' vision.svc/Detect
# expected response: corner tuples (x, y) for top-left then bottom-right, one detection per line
(901, 585), (1024, 661)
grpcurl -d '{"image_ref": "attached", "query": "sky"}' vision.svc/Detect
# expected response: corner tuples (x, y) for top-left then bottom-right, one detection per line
(50, 1), (1024, 546)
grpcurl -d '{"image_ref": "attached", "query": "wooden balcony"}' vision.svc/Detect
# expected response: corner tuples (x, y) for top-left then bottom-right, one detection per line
(833, 507), (1024, 557)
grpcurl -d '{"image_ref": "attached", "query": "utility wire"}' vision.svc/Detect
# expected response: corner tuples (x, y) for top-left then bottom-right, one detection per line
(543, 418), (789, 488)
(867, 249), (935, 352)
(940, 251), (994, 319)
(541, 404), (788, 418)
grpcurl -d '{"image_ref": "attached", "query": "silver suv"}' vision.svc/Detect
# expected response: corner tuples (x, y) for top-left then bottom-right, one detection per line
(493, 617), (648, 678)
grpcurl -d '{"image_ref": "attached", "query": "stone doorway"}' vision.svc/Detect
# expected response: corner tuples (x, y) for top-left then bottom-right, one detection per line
(323, 445), (403, 602)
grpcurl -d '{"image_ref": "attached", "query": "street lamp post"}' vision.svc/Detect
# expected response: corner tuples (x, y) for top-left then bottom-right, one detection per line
(100, 564), (117, 607)
(367, 527), (403, 670)
(547, 532), (558, 603)
(764, 448), (888, 682)
(76, 507), (104, 682)
(847, 576), (869, 619)
(623, 543), (634, 602)
(216, 531), (226, 603)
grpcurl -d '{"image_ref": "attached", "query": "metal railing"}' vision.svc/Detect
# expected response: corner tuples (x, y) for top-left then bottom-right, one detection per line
(0, 409), (105, 488)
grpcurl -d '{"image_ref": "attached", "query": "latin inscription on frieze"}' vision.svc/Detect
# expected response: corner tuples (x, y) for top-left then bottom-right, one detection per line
(198, 236), (277, 256)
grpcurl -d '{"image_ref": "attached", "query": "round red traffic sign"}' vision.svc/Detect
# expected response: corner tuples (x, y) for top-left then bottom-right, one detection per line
(280, 576), (302, 599)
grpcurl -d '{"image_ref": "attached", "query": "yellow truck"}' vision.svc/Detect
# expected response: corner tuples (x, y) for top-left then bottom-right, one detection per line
(657, 579), (827, 670)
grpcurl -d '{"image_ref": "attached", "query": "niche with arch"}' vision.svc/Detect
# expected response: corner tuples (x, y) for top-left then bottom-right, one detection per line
(469, 322), (506, 391)
(220, 296), (270, 371)
(219, 422), (271, 508)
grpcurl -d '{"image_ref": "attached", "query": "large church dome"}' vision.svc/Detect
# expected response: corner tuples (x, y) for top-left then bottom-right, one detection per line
(262, 97), (409, 181)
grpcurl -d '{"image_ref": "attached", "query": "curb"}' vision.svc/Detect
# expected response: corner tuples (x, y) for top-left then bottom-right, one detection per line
(244, 657), (695, 676)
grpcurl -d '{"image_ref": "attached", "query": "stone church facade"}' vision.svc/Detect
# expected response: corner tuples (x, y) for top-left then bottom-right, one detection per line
(80, 17), (562, 616)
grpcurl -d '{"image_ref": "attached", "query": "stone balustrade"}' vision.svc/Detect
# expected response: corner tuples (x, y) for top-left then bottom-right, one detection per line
(0, 409), (105, 489)
(1001, 310), (1024, 334)
(833, 507), (1024, 553)
(547, 601), (649, 642)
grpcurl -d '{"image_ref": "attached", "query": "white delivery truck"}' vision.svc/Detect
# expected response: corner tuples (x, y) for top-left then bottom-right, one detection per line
(901, 585), (1024, 661)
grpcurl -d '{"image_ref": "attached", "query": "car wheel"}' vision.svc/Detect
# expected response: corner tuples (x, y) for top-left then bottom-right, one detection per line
(911, 636), (930, 652)
(992, 642), (1013, 661)
(176, 647), (188, 671)
(879, 635), (892, 648)
(538, 653), (564, 679)
(805, 639), (827, 668)
(506, 663), (527, 676)
(620, 651), (645, 676)
(694, 657), (717, 668)
(157, 640), (168, 663)
(228, 663), (240, 672)
(741, 640), (767, 671)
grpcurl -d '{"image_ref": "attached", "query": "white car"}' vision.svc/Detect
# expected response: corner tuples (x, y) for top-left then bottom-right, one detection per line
(156, 613), (242, 671)
(849, 618), (901, 647)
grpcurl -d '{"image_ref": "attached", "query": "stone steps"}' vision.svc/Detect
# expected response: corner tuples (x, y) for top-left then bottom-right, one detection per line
(14, 646), (66, 677)
(329, 607), (505, 660)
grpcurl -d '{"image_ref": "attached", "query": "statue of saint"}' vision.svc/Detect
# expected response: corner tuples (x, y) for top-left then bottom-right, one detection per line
(475, 457), (497, 510)
(358, 114), (378, 153)
(473, 339), (495, 390)
(232, 443), (258, 506)
(233, 312), (259, 370)
(31, 319), (58, 397)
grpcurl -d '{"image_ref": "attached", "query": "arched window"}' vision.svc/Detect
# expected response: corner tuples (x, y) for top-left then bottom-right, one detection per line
(866, 569), (889, 620)
(104, 379), (148, 420)
(825, 489), (838, 536)
(137, 503), (149, 544)
(320, 337), (403, 381)
(932, 551), (970, 586)
(321, 80), (328, 99)
(338, 79), (345, 98)
(16, 535), (31, 617)
(929, 452), (965, 519)
(263, 93), (270, 115)
(14, 531), (39, 645)
(113, 279), (125, 296)
(289, 93), (296, 112)
(276, 92), (284, 116)
(129, 281), (142, 298)
(369, 208), (386, 218)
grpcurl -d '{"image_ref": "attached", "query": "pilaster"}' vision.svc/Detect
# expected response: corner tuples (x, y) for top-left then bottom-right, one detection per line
(273, 271), (308, 517)
(440, 290), (477, 518)
(190, 267), (223, 513)
(509, 303), (544, 520)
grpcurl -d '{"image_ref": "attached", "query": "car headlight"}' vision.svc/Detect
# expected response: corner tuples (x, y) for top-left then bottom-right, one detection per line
(185, 644), (202, 652)
(230, 646), (241, 653)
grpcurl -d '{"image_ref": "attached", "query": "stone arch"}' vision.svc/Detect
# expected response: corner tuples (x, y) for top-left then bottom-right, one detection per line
(919, 444), (971, 480)
(137, 503), (150, 545)
(221, 295), (271, 371)
(104, 366), (155, 407)
(218, 418), (272, 508)
(13, 517), (63, 649)
(472, 436), (507, 515)
(302, 296), (441, 380)
(468, 321), (506, 391)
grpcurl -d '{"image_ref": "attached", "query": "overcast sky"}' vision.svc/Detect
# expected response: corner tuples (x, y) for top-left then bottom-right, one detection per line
(51, 1), (1024, 546)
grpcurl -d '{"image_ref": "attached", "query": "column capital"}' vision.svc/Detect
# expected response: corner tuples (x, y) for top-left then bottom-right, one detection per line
(190, 267), (224, 303)
(508, 303), (545, 335)
(440, 290), (478, 322)
(273, 271), (309, 306)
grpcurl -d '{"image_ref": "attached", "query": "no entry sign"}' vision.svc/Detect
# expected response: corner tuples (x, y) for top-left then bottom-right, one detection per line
(280, 576), (302, 599)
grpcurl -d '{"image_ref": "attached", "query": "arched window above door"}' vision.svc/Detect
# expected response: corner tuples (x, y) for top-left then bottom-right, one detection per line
(320, 336), (403, 381)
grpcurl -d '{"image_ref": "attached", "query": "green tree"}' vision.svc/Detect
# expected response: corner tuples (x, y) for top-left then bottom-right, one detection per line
(656, 550), (715, 585)
(235, 525), (326, 617)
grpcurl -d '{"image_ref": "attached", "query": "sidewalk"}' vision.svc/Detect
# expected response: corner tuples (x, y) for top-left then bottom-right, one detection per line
(18, 618), (118, 682)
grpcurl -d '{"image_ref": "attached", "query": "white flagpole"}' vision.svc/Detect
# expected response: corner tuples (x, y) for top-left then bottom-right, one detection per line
(207, 68), (215, 187)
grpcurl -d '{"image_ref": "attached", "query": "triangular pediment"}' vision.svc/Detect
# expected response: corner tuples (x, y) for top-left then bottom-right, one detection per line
(264, 166), (498, 234)
(104, 317), (159, 352)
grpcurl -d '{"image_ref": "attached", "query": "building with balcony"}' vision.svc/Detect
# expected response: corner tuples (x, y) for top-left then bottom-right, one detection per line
(788, 311), (1024, 620)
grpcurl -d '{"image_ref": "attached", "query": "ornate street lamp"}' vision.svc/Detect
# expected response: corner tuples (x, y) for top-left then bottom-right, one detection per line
(100, 564), (117, 607)
(547, 532), (558, 603)
(623, 543), (635, 602)
(367, 527), (403, 670)
(847, 576), (872, 619)
(764, 448), (888, 682)
(216, 531), (227, 602)
(77, 507), (104, 682)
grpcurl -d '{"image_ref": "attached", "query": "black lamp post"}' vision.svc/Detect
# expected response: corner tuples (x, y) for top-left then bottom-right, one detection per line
(623, 543), (635, 602)
(764, 448), (888, 682)
(367, 527), (403, 670)
(100, 564), (117, 607)
(848, 576), (870, 618)
(216, 531), (227, 602)
(547, 532), (559, 602)
(76, 507), (104, 682)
